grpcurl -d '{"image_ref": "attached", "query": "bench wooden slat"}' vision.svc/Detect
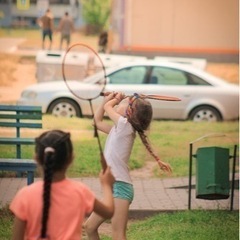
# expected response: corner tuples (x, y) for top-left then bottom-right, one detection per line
(0, 138), (35, 145)
(0, 113), (42, 120)
(0, 122), (42, 128)
(0, 105), (42, 112)
(0, 159), (37, 168)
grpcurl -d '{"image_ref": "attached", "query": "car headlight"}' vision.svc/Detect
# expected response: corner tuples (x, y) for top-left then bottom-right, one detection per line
(21, 90), (37, 99)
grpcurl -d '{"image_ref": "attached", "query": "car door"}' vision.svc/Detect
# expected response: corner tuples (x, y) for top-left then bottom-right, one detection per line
(146, 66), (211, 119)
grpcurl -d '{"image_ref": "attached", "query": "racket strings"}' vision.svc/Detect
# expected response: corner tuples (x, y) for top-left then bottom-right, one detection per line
(62, 43), (107, 171)
(62, 43), (107, 100)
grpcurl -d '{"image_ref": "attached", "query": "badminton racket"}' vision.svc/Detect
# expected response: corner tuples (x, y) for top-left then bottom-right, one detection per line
(62, 43), (107, 171)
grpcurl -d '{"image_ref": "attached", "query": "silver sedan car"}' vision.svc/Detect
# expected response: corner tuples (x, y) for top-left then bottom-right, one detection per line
(17, 60), (239, 122)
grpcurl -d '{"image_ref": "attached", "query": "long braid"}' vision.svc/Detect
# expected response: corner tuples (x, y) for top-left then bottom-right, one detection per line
(137, 131), (160, 162)
(35, 130), (72, 239)
(41, 151), (54, 238)
(126, 94), (171, 173)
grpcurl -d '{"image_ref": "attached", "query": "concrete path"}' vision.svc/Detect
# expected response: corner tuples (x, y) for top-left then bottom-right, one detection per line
(0, 176), (238, 218)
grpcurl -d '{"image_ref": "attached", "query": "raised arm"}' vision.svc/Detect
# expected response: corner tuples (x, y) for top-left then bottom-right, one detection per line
(104, 92), (125, 125)
(93, 92), (114, 134)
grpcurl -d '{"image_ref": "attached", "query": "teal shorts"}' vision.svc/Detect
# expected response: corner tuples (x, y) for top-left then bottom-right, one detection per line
(113, 181), (134, 203)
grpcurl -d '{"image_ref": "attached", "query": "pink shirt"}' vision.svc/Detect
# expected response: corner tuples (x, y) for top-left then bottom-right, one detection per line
(10, 178), (95, 240)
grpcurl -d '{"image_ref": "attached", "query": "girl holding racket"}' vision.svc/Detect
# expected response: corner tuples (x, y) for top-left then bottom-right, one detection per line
(10, 129), (115, 240)
(85, 92), (172, 240)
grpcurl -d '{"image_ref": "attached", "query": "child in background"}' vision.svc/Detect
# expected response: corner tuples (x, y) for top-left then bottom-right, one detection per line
(85, 92), (172, 240)
(10, 129), (115, 240)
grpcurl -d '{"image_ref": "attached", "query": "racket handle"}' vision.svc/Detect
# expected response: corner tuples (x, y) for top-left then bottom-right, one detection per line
(94, 126), (97, 137)
(100, 152), (108, 172)
(100, 92), (112, 96)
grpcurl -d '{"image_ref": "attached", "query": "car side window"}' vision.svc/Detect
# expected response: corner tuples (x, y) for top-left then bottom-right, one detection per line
(151, 67), (188, 85)
(151, 66), (212, 86)
(109, 66), (147, 84)
(188, 73), (211, 85)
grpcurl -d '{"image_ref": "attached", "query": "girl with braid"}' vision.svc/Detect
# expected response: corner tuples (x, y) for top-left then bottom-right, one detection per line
(10, 129), (115, 240)
(85, 92), (172, 240)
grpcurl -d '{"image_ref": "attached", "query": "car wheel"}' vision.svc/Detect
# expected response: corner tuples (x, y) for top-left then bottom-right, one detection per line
(189, 106), (222, 122)
(48, 98), (82, 118)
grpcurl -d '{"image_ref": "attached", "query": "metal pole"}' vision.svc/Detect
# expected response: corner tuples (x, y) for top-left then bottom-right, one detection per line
(230, 144), (237, 211)
(188, 143), (193, 210)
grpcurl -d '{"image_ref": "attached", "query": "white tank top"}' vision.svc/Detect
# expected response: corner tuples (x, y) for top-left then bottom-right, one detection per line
(104, 116), (136, 184)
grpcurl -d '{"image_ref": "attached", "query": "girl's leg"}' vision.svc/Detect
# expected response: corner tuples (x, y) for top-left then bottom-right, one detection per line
(84, 212), (105, 240)
(111, 198), (130, 240)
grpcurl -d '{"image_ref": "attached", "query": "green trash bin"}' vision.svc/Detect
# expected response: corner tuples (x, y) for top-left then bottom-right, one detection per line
(196, 146), (230, 200)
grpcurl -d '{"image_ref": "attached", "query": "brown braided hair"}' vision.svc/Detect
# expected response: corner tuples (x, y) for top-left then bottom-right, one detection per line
(35, 130), (73, 239)
(126, 93), (171, 172)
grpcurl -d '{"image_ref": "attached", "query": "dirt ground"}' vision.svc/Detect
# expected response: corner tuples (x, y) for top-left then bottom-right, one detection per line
(0, 54), (37, 103)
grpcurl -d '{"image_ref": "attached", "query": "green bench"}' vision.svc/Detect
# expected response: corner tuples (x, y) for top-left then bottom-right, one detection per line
(0, 105), (42, 185)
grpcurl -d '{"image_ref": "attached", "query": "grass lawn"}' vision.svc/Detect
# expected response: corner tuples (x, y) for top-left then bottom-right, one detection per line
(125, 210), (239, 240)
(0, 115), (238, 178)
(1, 206), (238, 240)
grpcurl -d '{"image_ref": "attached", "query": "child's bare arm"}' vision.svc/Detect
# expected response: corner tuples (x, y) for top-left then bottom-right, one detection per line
(94, 93), (115, 134)
(12, 217), (26, 240)
(93, 167), (115, 218)
(104, 92), (124, 125)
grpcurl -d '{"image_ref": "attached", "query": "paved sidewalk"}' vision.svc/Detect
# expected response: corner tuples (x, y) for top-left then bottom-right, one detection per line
(0, 176), (238, 218)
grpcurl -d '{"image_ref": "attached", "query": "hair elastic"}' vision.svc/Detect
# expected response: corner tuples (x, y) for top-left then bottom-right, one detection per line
(44, 147), (55, 154)
(125, 93), (140, 118)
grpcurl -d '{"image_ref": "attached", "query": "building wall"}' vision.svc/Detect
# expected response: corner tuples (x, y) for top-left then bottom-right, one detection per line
(111, 0), (238, 61)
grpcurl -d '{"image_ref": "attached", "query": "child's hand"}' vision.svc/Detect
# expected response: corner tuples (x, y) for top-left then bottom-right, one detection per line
(157, 160), (172, 174)
(99, 166), (115, 187)
(104, 92), (115, 103)
(114, 92), (125, 103)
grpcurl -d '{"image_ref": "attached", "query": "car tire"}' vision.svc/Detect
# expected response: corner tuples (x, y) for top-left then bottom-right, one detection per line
(189, 105), (222, 122)
(48, 98), (82, 118)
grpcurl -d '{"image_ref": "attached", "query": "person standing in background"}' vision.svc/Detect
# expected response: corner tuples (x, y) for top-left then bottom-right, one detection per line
(37, 8), (54, 50)
(58, 11), (75, 50)
(98, 31), (108, 53)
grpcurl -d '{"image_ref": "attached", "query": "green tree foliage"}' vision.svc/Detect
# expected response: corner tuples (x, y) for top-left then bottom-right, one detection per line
(81, 0), (111, 34)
